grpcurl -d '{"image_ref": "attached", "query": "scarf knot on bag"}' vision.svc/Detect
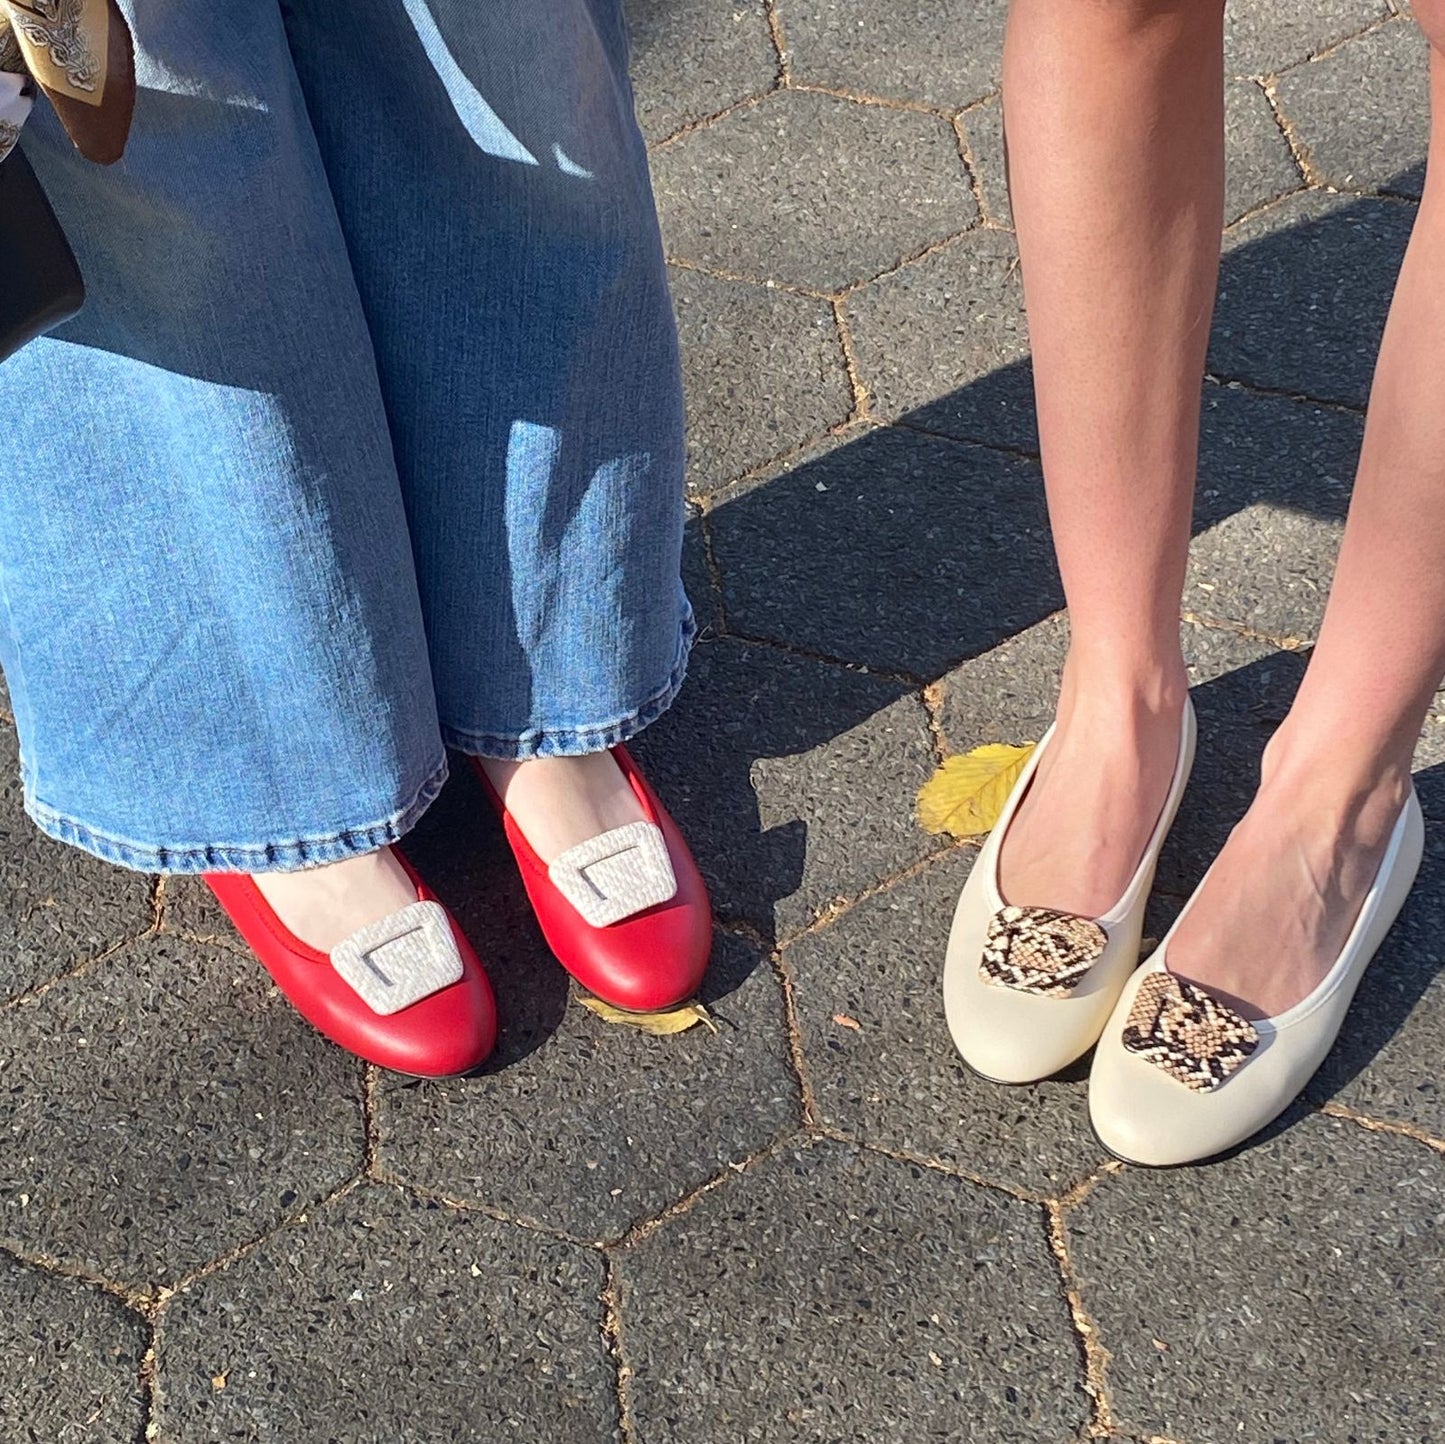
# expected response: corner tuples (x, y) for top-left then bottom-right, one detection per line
(0, 0), (135, 164)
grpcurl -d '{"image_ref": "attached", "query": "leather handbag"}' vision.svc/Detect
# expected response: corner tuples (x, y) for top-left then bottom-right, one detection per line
(0, 143), (85, 363)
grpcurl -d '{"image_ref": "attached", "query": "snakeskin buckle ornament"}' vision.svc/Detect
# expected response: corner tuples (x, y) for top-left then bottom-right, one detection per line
(1122, 972), (1259, 1092)
(979, 905), (1108, 996)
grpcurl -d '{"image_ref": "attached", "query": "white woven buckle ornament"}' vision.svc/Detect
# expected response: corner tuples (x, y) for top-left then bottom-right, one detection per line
(548, 821), (677, 927)
(330, 900), (464, 1016)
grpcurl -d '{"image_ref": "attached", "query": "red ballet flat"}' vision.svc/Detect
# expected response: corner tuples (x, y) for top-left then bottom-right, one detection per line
(471, 746), (712, 1012)
(204, 851), (497, 1078)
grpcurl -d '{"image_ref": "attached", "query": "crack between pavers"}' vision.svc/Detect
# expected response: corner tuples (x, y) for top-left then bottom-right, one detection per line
(1316, 1100), (1445, 1156)
(1180, 608), (1313, 653)
(1054, 1159), (1126, 1212)
(375, 1172), (602, 1251)
(146, 875), (166, 932)
(646, 88), (776, 153)
(1044, 1199), (1119, 1438)
(785, 79), (958, 120)
(0, 1235), (158, 1316)
(361, 1062), (383, 1177)
(829, 297), (873, 421)
(664, 252), (835, 302)
(600, 1253), (639, 1444)
(891, 416), (1042, 463)
(951, 112), (992, 224)
(835, 222), (986, 300)
(772, 836), (979, 952)
(1201, 368), (1367, 417)
(818, 1126), (1048, 1207)
(0, 918), (164, 1019)
(695, 509), (732, 636)
(1258, 75), (1320, 187)
(608, 1131), (802, 1252)
(1272, 10), (1411, 76)
(763, 0), (791, 84)
(921, 680), (950, 766)
(1224, 177), (1311, 231)
(716, 626), (934, 687)
(162, 1173), (367, 1299)
(136, 1321), (160, 1444)
(688, 416), (878, 508)
(769, 947), (820, 1126)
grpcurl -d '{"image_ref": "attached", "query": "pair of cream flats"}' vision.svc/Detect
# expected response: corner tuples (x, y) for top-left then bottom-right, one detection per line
(943, 698), (1424, 1166)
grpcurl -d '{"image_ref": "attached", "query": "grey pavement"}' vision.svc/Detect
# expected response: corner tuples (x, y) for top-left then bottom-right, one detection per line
(2, 3), (1442, 1441)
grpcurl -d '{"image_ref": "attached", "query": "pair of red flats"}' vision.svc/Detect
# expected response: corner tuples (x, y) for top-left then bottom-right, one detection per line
(204, 748), (711, 1078)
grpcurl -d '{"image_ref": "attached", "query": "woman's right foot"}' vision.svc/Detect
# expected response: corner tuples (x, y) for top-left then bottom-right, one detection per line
(254, 849), (420, 952)
(943, 674), (1195, 1085)
(999, 664), (1190, 916)
(206, 848), (498, 1078)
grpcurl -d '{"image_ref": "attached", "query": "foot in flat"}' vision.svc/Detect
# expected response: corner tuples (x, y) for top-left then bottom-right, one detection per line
(476, 752), (647, 863)
(1163, 757), (1413, 1019)
(999, 668), (1189, 917)
(253, 848), (420, 953)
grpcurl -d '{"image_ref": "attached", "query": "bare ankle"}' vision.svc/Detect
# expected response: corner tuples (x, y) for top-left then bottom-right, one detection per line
(1057, 648), (1189, 727)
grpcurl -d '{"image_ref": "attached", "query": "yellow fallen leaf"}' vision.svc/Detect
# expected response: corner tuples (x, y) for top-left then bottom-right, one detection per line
(211, 1373), (227, 1390)
(916, 742), (1036, 838)
(577, 995), (717, 1035)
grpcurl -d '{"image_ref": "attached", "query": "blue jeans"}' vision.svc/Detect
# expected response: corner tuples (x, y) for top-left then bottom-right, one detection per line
(0, 0), (693, 873)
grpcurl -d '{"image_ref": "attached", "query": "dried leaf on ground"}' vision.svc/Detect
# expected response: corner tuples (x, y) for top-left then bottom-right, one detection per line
(577, 995), (717, 1035)
(916, 742), (1036, 838)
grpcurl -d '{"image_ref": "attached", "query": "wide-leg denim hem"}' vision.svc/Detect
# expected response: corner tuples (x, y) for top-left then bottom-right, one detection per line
(442, 612), (696, 761)
(22, 751), (452, 876)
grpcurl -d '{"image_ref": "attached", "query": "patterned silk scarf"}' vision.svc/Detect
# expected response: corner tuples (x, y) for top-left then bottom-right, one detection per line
(0, 0), (135, 164)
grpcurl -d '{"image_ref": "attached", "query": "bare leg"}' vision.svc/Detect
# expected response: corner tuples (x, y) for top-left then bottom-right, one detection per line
(996, 0), (1225, 915)
(1169, 35), (1445, 1017)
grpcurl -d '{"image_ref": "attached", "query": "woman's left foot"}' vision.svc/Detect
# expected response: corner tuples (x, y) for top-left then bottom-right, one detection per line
(476, 753), (648, 862)
(1089, 754), (1424, 1167)
(473, 747), (712, 1012)
(1164, 761), (1413, 1019)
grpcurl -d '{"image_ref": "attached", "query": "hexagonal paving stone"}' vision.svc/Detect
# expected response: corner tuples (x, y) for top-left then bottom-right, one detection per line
(1224, 0), (1390, 76)
(783, 0), (1006, 110)
(652, 89), (978, 292)
(845, 229), (1037, 454)
(786, 847), (1106, 1196)
(0, 1254), (148, 1441)
(377, 927), (799, 1244)
(670, 265), (852, 497)
(632, 635), (940, 939)
(157, 1183), (618, 1442)
(710, 425), (1058, 678)
(626, 0), (777, 143)
(0, 935), (364, 1289)
(1275, 19), (1430, 198)
(0, 724), (156, 1004)
(618, 1138), (1089, 1443)
(1224, 77), (1300, 224)
(1211, 189), (1413, 408)
(1068, 1112), (1443, 1443)
(1186, 383), (1363, 642)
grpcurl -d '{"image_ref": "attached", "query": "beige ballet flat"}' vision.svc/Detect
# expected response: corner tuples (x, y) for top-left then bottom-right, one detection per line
(942, 699), (1196, 1084)
(1088, 787), (1424, 1167)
